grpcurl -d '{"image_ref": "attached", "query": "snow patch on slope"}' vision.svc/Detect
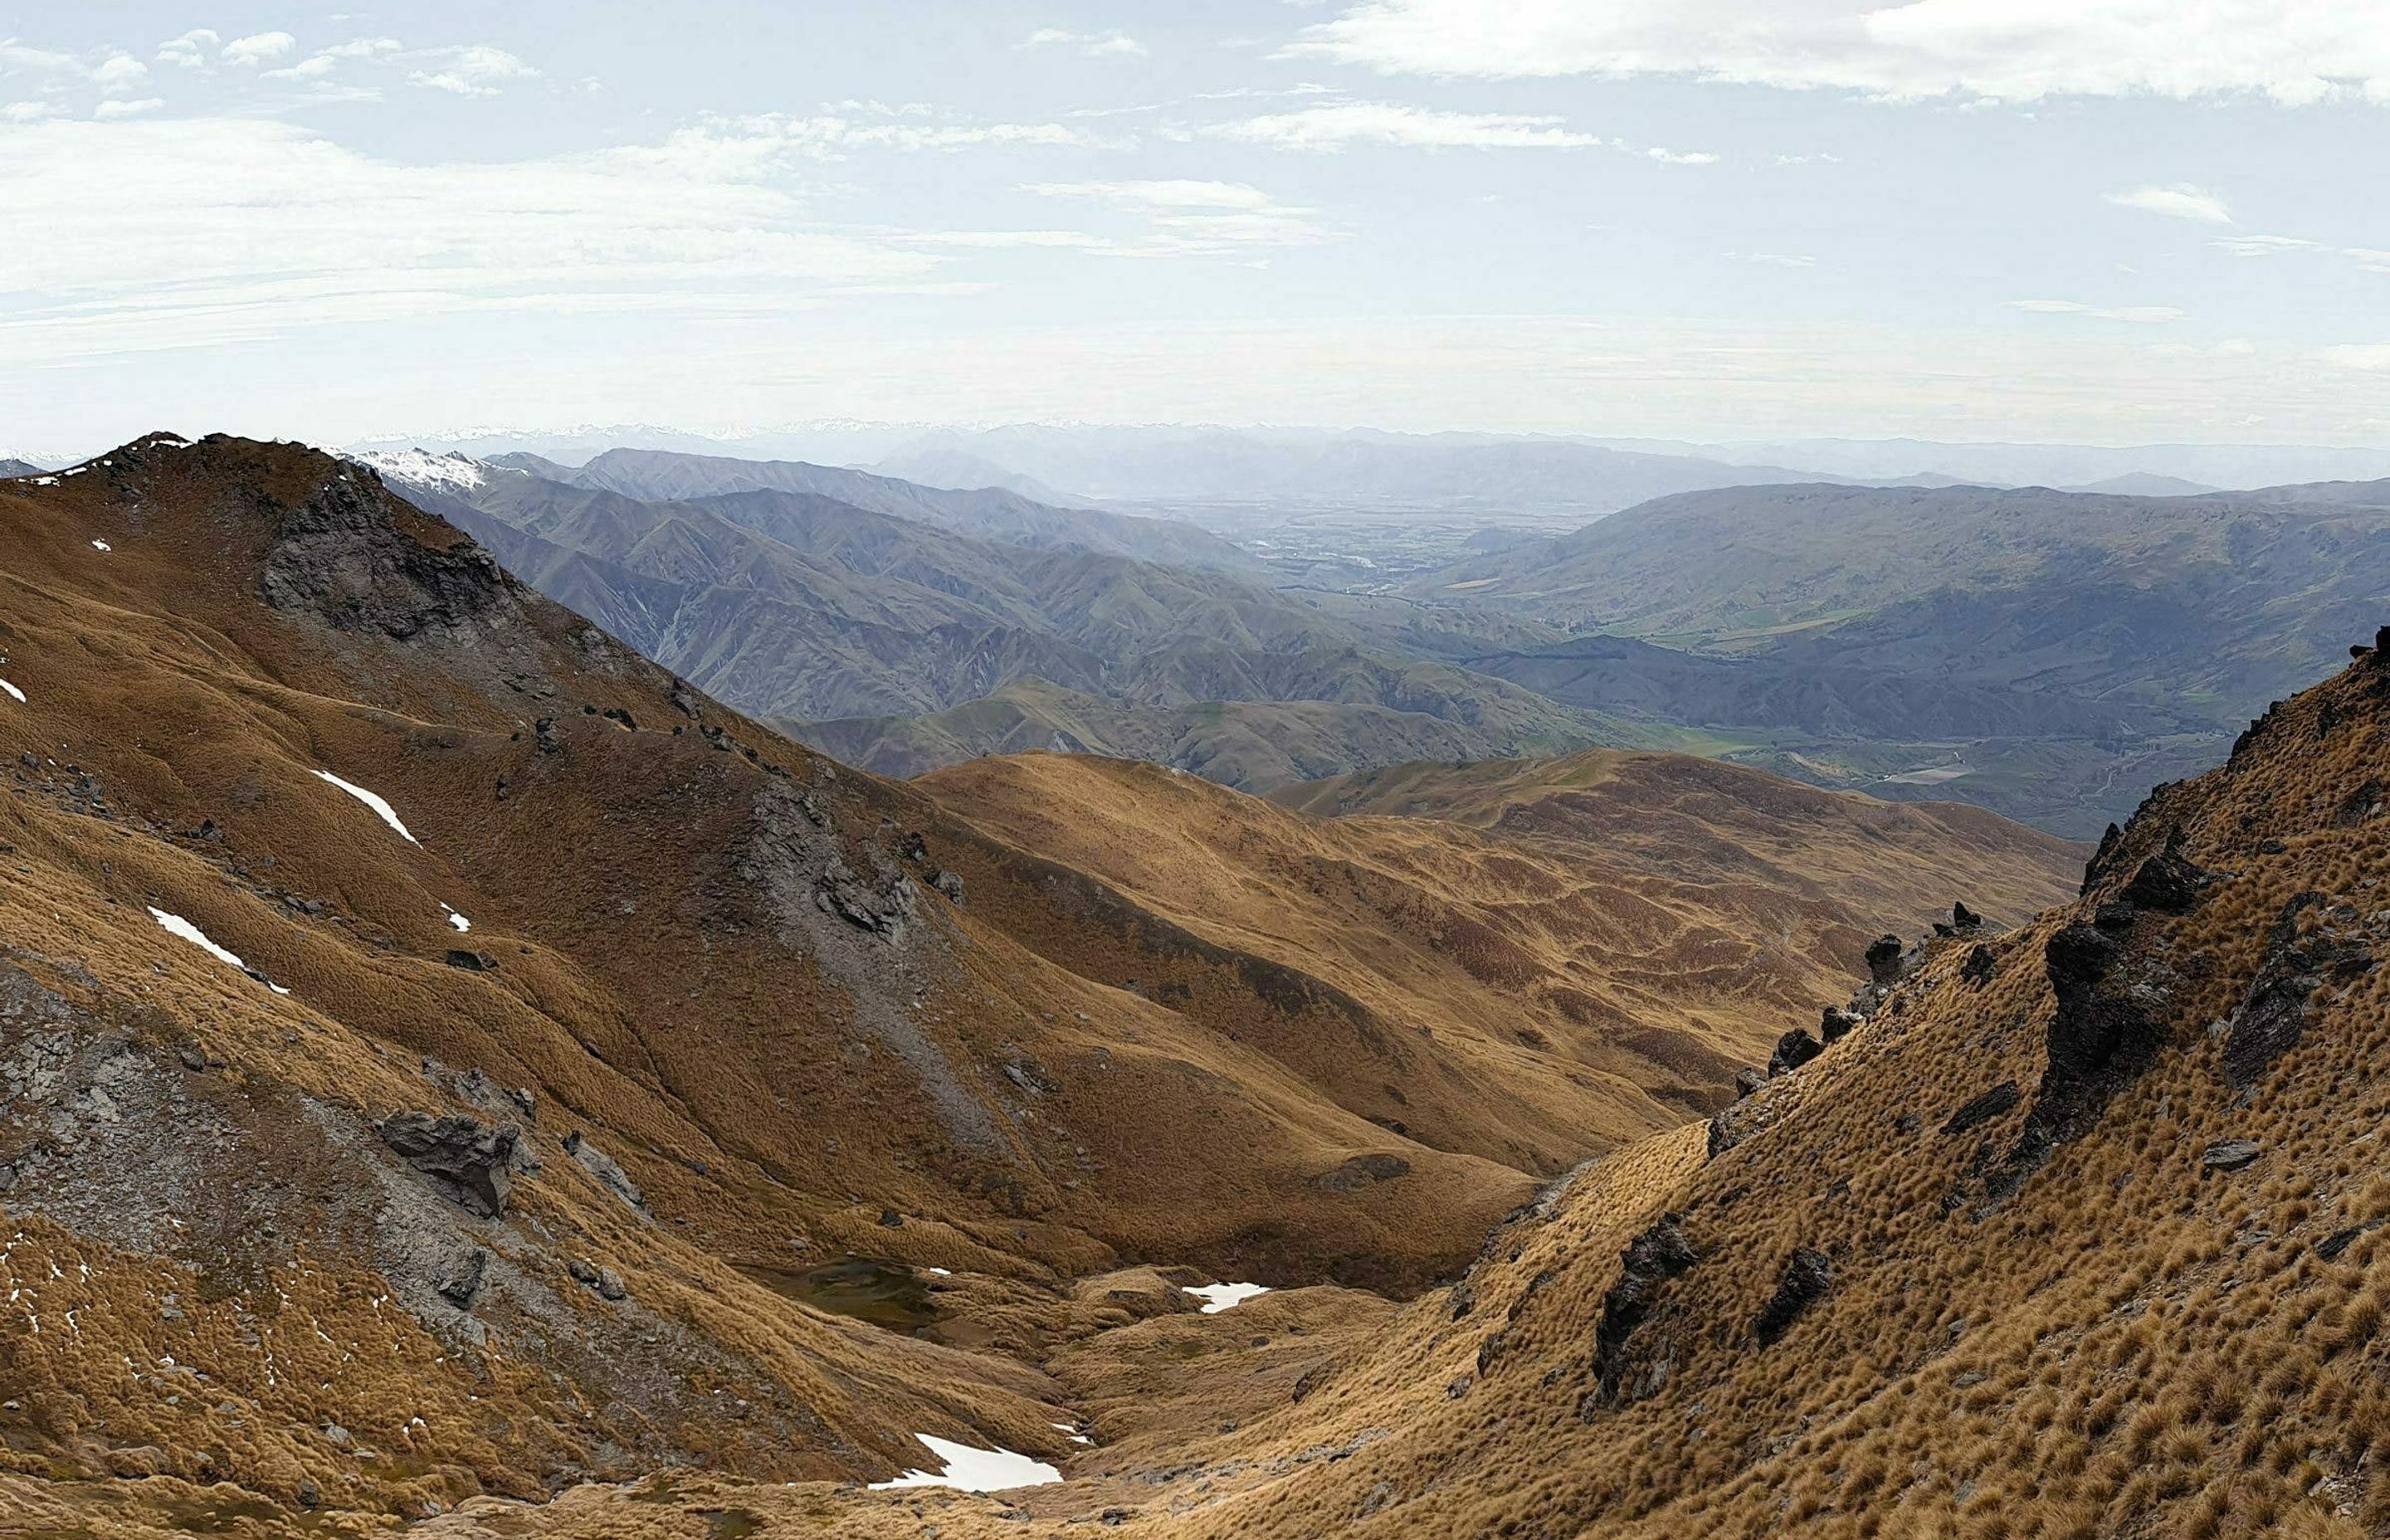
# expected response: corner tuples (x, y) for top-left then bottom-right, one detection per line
(149, 908), (290, 994)
(1187, 1282), (1271, 1313)
(312, 769), (419, 845)
(866, 1435), (1061, 1493)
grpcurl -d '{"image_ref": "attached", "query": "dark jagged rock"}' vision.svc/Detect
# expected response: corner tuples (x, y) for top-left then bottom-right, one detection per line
(1733, 1068), (1765, 1099)
(1592, 1213), (1700, 1405)
(1818, 1006), (1862, 1045)
(1753, 1247), (1832, 1345)
(1960, 944), (1997, 987)
(1951, 901), (1984, 932)
(2202, 1139), (2262, 1172)
(2119, 836), (2210, 914)
(815, 853), (918, 938)
(1768, 1028), (1823, 1077)
(378, 1111), (518, 1218)
(2334, 778), (2384, 827)
(1940, 1081), (2020, 1137)
(444, 948), (497, 972)
(1983, 917), (2174, 1205)
(2042, 925), (2158, 1088)
(1864, 935), (1907, 987)
(2081, 822), (2125, 894)
(2222, 892), (2374, 1089)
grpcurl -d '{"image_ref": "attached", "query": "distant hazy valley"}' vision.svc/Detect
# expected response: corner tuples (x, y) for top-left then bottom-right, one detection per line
(339, 428), (2390, 838)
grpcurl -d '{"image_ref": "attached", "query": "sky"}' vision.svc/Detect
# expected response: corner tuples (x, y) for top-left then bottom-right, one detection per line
(6, 1), (2390, 458)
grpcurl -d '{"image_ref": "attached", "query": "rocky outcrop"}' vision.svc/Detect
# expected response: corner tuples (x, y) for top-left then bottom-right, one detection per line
(1753, 1247), (1832, 1345)
(1590, 1213), (1700, 1406)
(563, 1129), (645, 1211)
(1767, 1028), (1822, 1077)
(376, 1111), (518, 1217)
(263, 463), (520, 644)
(2222, 893), (2374, 1089)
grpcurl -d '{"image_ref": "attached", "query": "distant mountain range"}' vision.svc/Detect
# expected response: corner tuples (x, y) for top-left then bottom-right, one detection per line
(367, 449), (1632, 785)
(0, 457), (44, 478)
(1417, 479), (2390, 832)
(492, 446), (1251, 571)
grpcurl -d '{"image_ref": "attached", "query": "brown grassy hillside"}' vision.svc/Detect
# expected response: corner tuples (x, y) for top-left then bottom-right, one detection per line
(178, 627), (2390, 1540)
(0, 434), (2087, 1534)
(924, 750), (2078, 1172)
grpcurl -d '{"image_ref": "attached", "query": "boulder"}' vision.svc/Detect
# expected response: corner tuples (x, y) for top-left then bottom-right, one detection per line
(2119, 841), (2210, 914)
(1768, 1028), (1823, 1077)
(1817, 1006), (1862, 1045)
(1951, 901), (1984, 933)
(1960, 944), (1997, 987)
(2202, 1139), (2261, 1172)
(1864, 935), (1907, 987)
(1311, 1153), (1412, 1192)
(378, 1111), (518, 1217)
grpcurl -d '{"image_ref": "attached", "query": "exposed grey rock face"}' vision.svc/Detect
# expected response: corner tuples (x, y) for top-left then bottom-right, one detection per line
(262, 470), (519, 644)
(563, 1128), (645, 1211)
(378, 1111), (519, 1217)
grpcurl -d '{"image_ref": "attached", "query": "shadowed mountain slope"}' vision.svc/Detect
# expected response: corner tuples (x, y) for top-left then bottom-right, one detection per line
(384, 456), (1630, 784)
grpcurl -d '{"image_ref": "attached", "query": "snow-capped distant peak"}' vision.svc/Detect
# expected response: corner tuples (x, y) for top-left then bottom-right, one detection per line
(349, 448), (490, 491)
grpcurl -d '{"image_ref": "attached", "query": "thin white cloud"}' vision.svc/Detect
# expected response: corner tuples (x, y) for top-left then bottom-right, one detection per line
(222, 32), (299, 67)
(269, 37), (403, 83)
(0, 41), (84, 76)
(155, 30), (219, 69)
(2213, 232), (2390, 276)
(1646, 146), (1716, 164)
(90, 53), (149, 94)
(1021, 28), (1148, 58)
(2109, 183), (2231, 224)
(2008, 299), (2186, 323)
(0, 115), (947, 363)
(1728, 251), (1816, 266)
(1214, 101), (1605, 150)
(1022, 179), (1283, 210)
(1286, 0), (2390, 105)
(93, 97), (163, 119)
(409, 44), (539, 95)
(1012, 179), (1329, 255)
